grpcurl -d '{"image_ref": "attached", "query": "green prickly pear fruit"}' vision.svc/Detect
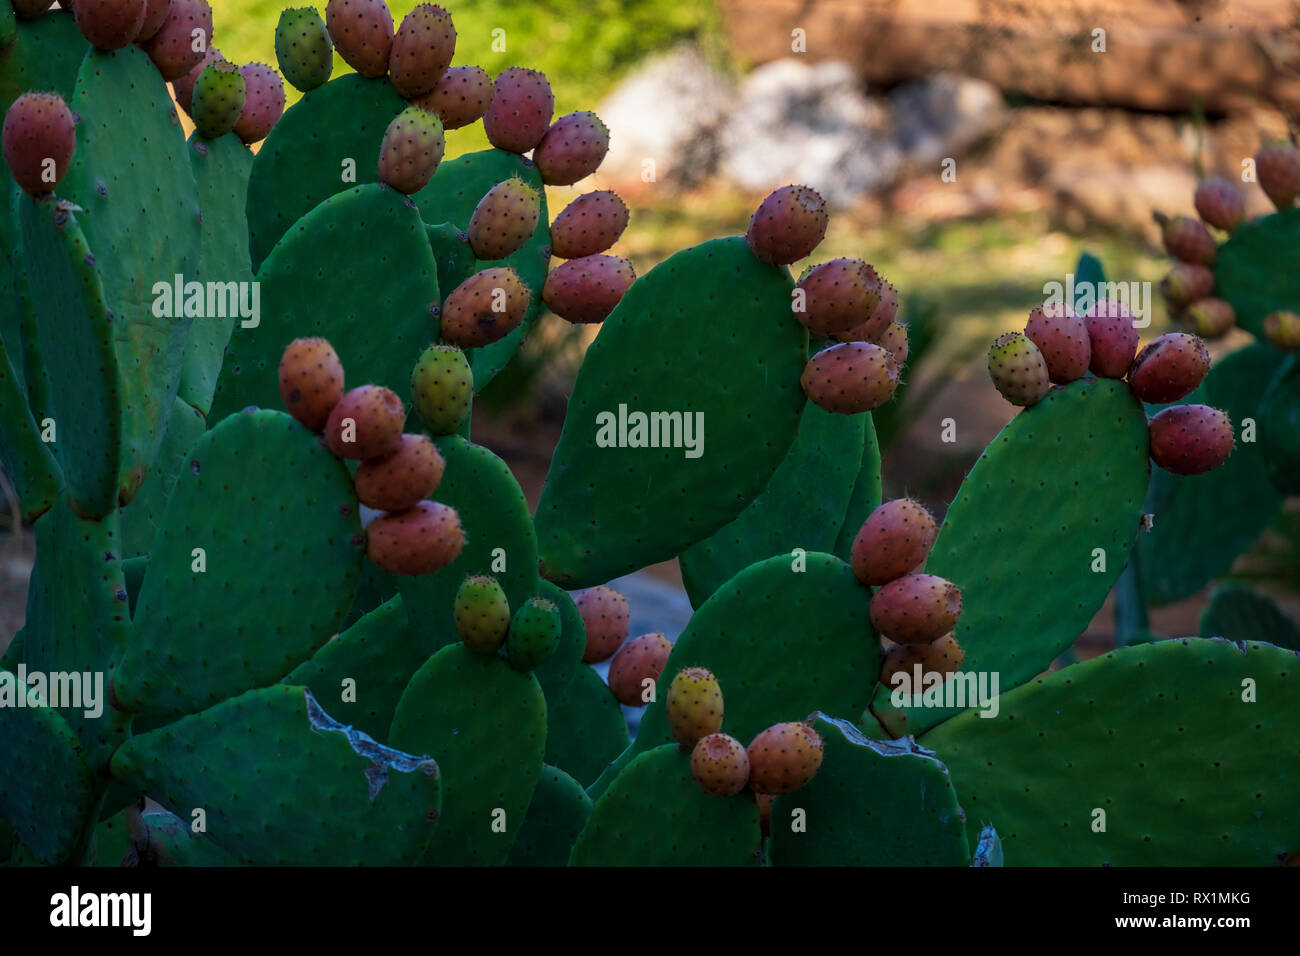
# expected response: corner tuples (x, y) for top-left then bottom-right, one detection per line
(467, 177), (541, 261)
(142, 0), (213, 82)
(454, 574), (510, 654)
(987, 331), (1050, 406)
(666, 667), (724, 749)
(534, 110), (610, 186)
(1255, 141), (1300, 211)
(411, 344), (471, 435)
(745, 184), (828, 265)
(74, 0), (147, 50)
(505, 597), (561, 671)
(134, 0), (171, 41)
(872, 319), (909, 366)
(801, 342), (899, 414)
(325, 0), (394, 79)
(746, 722), (824, 795)
(353, 433), (445, 511)
(275, 6), (334, 93)
(278, 337), (344, 432)
(413, 64), (492, 130)
(366, 500), (464, 576)
(794, 258), (883, 337)
(542, 255), (635, 325)
(549, 190), (629, 260)
(1148, 404), (1234, 476)
(389, 3), (456, 99)
(1128, 332), (1210, 404)
(482, 66), (554, 154)
(1154, 212), (1216, 266)
(1181, 298), (1236, 339)
(575, 585), (629, 663)
(439, 266), (531, 347)
(378, 105), (445, 194)
(606, 633), (672, 707)
(690, 733), (750, 798)
(1081, 301), (1140, 378)
(1193, 176), (1245, 232)
(1159, 262), (1215, 309)
(324, 385), (406, 460)
(1025, 306), (1090, 384)
(869, 573), (963, 645)
(191, 61), (246, 141)
(1264, 310), (1300, 350)
(880, 633), (965, 687)
(233, 63), (285, 145)
(173, 48), (224, 118)
(2, 92), (75, 196)
(850, 497), (937, 587)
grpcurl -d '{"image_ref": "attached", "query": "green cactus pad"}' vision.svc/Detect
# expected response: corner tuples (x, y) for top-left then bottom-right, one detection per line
(506, 764), (593, 867)
(389, 643), (547, 866)
(769, 714), (969, 866)
(680, 403), (866, 607)
(211, 183), (440, 423)
(396, 435), (538, 657)
(246, 74), (407, 269)
(1214, 207), (1300, 339)
(61, 45), (201, 505)
(0, 626), (21, 672)
(285, 595), (427, 741)
(1201, 585), (1300, 651)
(832, 415), (883, 560)
(115, 409), (363, 720)
(923, 638), (1300, 865)
(120, 396), (206, 559)
(90, 807), (133, 867)
(0, 328), (60, 522)
(17, 194), (122, 516)
(535, 237), (806, 588)
(111, 685), (442, 866)
(426, 221), (477, 298)
(138, 810), (241, 866)
(571, 743), (762, 866)
(1259, 355), (1300, 495)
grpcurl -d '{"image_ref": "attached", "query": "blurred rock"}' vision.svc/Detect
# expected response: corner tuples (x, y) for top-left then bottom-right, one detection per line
(890, 72), (1004, 168)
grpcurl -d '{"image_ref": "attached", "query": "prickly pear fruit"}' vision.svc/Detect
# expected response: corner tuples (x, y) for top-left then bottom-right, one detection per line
(482, 66), (554, 154)
(74, 0), (147, 50)
(1127, 332), (1210, 403)
(1256, 142), (1300, 211)
(666, 667), (723, 748)
(325, 0), (393, 79)
(690, 733), (750, 798)
(533, 110), (610, 186)
(576, 585), (629, 663)
(872, 320), (909, 365)
(606, 633), (672, 707)
(414, 65), (492, 130)
(466, 177), (541, 261)
(1159, 262), (1215, 308)
(12, 0), (53, 19)
(389, 3), (455, 99)
(141, 0), (213, 81)
(439, 266), (531, 347)
(793, 258), (883, 337)
(850, 498), (937, 587)
(1148, 404), (1234, 476)
(801, 341), (899, 414)
(1264, 310), (1300, 350)
(880, 633), (965, 687)
(746, 722), (824, 795)
(377, 106), (445, 194)
(2, 93), (75, 196)
(1082, 301), (1140, 378)
(505, 597), (562, 672)
(172, 47), (223, 118)
(275, 6), (334, 93)
(1181, 298), (1236, 339)
(324, 384), (406, 459)
(190, 61), (245, 141)
(837, 280), (899, 343)
(1194, 176), (1245, 232)
(134, 0), (171, 41)
(1155, 213), (1216, 266)
(352, 433), (445, 511)
(410, 343), (471, 435)
(542, 255), (635, 325)
(745, 184), (828, 265)
(278, 337), (344, 431)
(1024, 306), (1090, 384)
(366, 500), (463, 576)
(549, 190), (629, 260)
(987, 331), (1050, 406)
(232, 63), (284, 144)
(454, 574), (510, 654)
(869, 573), (963, 645)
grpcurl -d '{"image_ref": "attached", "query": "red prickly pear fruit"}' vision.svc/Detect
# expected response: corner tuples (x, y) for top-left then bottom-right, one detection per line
(542, 254), (635, 325)
(1159, 262), (1215, 308)
(576, 585), (629, 663)
(987, 332), (1050, 407)
(746, 722), (824, 795)
(411, 343), (471, 435)
(190, 61), (245, 141)
(1182, 297), (1236, 339)
(172, 47), (223, 118)
(325, 0), (394, 79)
(439, 266), (531, 347)
(801, 341), (899, 414)
(324, 384), (406, 459)
(389, 3), (456, 99)
(1024, 306), (1090, 384)
(232, 63), (285, 145)
(2, 93), (75, 196)
(745, 184), (829, 265)
(134, 0), (171, 41)
(1148, 404), (1234, 476)
(467, 177), (541, 261)
(12, 0), (54, 19)
(1264, 310), (1300, 350)
(366, 500), (464, 576)
(1127, 332), (1210, 404)
(756, 792), (773, 836)
(666, 667), (724, 749)
(869, 573), (963, 645)
(1154, 212), (1216, 266)
(413, 65), (492, 130)
(352, 433), (445, 511)
(505, 597), (562, 672)
(1255, 141), (1300, 211)
(454, 574), (510, 655)
(549, 190), (629, 260)
(482, 66), (554, 154)
(850, 497), (937, 587)
(793, 258), (883, 337)
(606, 632), (672, 707)
(74, 0), (147, 50)
(142, 0), (213, 82)
(872, 320), (909, 366)
(533, 110), (610, 186)
(836, 280), (899, 342)
(278, 337), (344, 431)
(691, 733), (750, 798)
(880, 633), (965, 686)
(377, 105), (445, 194)
(1194, 176), (1246, 232)
(275, 6), (334, 94)
(1082, 301), (1140, 378)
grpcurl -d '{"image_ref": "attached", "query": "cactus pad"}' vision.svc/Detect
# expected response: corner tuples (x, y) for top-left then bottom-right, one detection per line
(1214, 207), (1300, 339)
(1259, 355), (1300, 495)
(1201, 585), (1300, 651)
(506, 764), (592, 867)
(832, 415), (883, 560)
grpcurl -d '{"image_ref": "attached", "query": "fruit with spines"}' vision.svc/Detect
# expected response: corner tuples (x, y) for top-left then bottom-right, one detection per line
(542, 255), (635, 325)
(746, 722), (824, 795)
(1148, 404), (1235, 476)
(324, 385), (406, 460)
(439, 266), (532, 347)
(74, 0), (147, 49)
(873, 320), (909, 365)
(389, 3), (455, 99)
(1264, 310), (1300, 350)
(172, 48), (223, 117)
(366, 500), (464, 575)
(275, 6), (334, 93)
(1182, 298), (1236, 339)
(988, 331), (1050, 406)
(1024, 306), (1090, 384)
(793, 258), (883, 337)
(666, 667), (723, 748)
(745, 184), (828, 265)
(505, 597), (561, 671)
(414, 65), (492, 130)
(141, 0), (213, 81)
(353, 433), (445, 511)
(2, 93), (76, 196)
(410, 344), (471, 435)
(1194, 176), (1245, 232)
(377, 106), (445, 194)
(606, 633), (672, 707)
(454, 574), (510, 654)
(190, 61), (246, 141)
(1159, 262), (1215, 308)
(482, 66), (554, 154)
(576, 585), (629, 663)
(1082, 301), (1140, 378)
(325, 0), (394, 79)
(533, 110), (609, 186)
(880, 633), (965, 686)
(278, 337), (344, 431)
(836, 280), (899, 342)
(1155, 212), (1216, 266)
(466, 177), (541, 261)
(869, 573), (963, 645)
(690, 733), (749, 798)
(801, 341), (899, 414)
(134, 0), (171, 41)
(549, 190), (629, 259)
(1255, 142), (1300, 211)
(851, 498), (937, 587)
(1127, 332), (1210, 403)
